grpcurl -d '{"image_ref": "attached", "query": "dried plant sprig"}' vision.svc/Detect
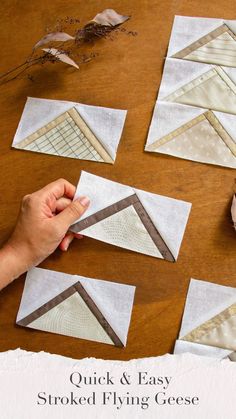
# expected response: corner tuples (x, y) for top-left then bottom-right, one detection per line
(231, 194), (236, 231)
(75, 9), (130, 44)
(75, 23), (114, 44)
(0, 9), (132, 85)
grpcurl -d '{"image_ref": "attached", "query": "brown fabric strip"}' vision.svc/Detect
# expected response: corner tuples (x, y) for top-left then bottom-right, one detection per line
(70, 193), (175, 262)
(132, 198), (175, 262)
(17, 285), (77, 327)
(172, 24), (235, 59)
(70, 194), (140, 232)
(17, 281), (124, 347)
(73, 282), (124, 347)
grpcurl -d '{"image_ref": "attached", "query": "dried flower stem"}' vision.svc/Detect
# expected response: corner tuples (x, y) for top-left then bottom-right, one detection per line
(0, 56), (46, 85)
(0, 10), (134, 85)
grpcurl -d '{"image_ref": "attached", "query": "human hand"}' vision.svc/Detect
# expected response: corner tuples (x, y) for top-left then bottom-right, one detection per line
(0, 178), (90, 289)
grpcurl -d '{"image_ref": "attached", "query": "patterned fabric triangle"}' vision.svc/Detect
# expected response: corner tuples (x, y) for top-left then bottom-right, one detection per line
(164, 67), (236, 115)
(70, 193), (175, 261)
(181, 303), (236, 351)
(146, 111), (236, 168)
(28, 292), (114, 344)
(14, 107), (113, 164)
(80, 205), (162, 258)
(172, 24), (236, 67)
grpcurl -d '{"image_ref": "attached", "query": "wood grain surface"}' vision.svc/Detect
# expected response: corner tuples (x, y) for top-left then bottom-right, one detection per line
(0, 0), (235, 360)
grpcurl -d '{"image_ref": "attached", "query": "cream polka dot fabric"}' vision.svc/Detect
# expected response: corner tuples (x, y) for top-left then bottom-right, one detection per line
(28, 292), (114, 345)
(156, 117), (236, 168)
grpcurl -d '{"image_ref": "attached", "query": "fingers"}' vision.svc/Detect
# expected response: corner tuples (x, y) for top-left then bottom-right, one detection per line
(56, 197), (72, 213)
(38, 179), (76, 200)
(59, 233), (74, 251)
(59, 232), (84, 251)
(56, 196), (90, 229)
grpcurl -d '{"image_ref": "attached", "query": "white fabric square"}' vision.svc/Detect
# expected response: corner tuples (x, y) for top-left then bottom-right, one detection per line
(71, 171), (191, 261)
(168, 16), (236, 61)
(16, 267), (136, 347)
(174, 278), (236, 360)
(146, 102), (236, 168)
(12, 97), (127, 163)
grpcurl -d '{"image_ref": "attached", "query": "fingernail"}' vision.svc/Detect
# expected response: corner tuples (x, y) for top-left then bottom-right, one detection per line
(79, 196), (90, 207)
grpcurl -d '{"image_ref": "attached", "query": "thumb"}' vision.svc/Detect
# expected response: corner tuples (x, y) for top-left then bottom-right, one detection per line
(56, 196), (90, 229)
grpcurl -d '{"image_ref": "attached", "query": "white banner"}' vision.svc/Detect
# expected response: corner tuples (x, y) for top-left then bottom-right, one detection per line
(0, 349), (235, 418)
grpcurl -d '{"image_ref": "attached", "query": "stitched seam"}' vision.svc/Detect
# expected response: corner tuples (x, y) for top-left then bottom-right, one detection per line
(172, 24), (236, 59)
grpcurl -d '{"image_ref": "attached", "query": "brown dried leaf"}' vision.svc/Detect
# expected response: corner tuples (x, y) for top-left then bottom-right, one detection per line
(91, 9), (130, 27)
(231, 194), (236, 231)
(42, 48), (79, 69)
(34, 32), (75, 49)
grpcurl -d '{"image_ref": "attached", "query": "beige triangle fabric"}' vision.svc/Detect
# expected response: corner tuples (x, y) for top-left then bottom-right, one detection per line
(28, 292), (114, 345)
(182, 32), (236, 67)
(181, 303), (236, 351)
(172, 24), (236, 67)
(80, 205), (163, 258)
(14, 107), (114, 164)
(164, 67), (236, 115)
(70, 193), (175, 261)
(146, 112), (236, 168)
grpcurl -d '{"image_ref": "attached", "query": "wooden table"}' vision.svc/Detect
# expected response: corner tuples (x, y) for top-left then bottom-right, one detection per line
(0, 0), (235, 361)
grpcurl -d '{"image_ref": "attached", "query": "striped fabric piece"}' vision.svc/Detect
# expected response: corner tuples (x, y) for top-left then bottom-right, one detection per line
(184, 32), (236, 67)
(172, 24), (236, 67)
